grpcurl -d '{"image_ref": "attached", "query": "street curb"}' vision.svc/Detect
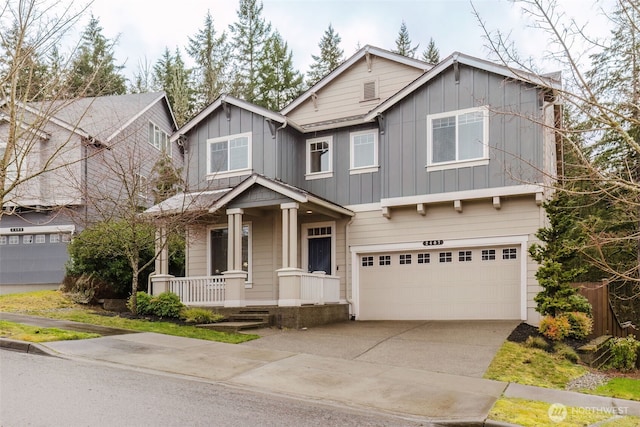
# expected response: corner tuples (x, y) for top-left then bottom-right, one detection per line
(483, 420), (522, 427)
(0, 338), (57, 356)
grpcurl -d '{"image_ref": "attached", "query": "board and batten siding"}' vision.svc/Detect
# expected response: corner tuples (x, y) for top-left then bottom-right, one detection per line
(347, 196), (544, 323)
(186, 104), (278, 191)
(287, 56), (425, 127)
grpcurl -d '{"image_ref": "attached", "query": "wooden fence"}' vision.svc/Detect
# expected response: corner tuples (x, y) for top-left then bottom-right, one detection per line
(573, 281), (639, 338)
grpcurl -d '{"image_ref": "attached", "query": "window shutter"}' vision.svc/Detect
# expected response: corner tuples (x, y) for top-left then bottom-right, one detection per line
(363, 81), (376, 100)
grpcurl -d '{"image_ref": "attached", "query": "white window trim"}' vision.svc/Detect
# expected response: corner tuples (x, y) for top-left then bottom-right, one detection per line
(305, 136), (333, 180)
(349, 129), (380, 174)
(301, 221), (337, 276)
(426, 106), (489, 172)
(148, 121), (172, 157)
(206, 132), (253, 180)
(207, 223), (253, 288)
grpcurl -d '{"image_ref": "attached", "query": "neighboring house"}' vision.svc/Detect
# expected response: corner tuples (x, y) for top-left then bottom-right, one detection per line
(147, 46), (561, 326)
(0, 92), (180, 294)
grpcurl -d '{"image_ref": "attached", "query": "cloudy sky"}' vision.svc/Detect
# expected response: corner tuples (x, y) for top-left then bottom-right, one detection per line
(78, 0), (613, 80)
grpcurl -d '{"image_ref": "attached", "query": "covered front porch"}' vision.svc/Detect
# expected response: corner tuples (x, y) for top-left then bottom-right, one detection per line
(147, 174), (354, 317)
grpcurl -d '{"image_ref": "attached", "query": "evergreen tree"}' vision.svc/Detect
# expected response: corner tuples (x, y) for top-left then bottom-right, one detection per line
(392, 20), (419, 58)
(306, 24), (344, 87)
(255, 31), (303, 111)
(152, 47), (194, 126)
(229, 0), (272, 102)
(187, 10), (231, 110)
(67, 16), (126, 97)
(421, 38), (440, 64)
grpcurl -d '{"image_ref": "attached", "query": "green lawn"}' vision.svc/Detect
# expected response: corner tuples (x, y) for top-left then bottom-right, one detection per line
(0, 320), (101, 342)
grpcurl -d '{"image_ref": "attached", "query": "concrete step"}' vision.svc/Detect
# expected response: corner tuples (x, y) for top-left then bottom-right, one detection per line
(197, 321), (268, 333)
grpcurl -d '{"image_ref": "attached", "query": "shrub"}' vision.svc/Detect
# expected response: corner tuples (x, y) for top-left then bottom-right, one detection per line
(150, 292), (184, 318)
(566, 294), (592, 316)
(553, 342), (579, 363)
(539, 315), (571, 341)
(130, 291), (152, 315)
(564, 311), (593, 340)
(608, 335), (640, 372)
(524, 335), (550, 351)
(180, 308), (223, 324)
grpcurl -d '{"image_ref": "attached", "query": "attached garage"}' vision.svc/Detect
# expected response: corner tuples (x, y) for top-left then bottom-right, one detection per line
(355, 243), (524, 320)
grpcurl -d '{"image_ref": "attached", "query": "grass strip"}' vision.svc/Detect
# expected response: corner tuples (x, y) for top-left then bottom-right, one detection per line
(0, 320), (101, 342)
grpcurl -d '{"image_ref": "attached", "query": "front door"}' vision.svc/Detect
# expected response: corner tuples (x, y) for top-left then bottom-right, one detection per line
(308, 236), (331, 274)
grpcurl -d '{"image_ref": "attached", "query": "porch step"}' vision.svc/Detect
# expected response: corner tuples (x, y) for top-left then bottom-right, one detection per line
(197, 321), (268, 333)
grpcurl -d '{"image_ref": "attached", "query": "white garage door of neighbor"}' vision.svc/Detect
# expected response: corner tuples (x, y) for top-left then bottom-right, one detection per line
(358, 246), (521, 320)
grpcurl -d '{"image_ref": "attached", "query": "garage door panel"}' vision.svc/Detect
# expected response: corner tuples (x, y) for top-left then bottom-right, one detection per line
(358, 246), (521, 320)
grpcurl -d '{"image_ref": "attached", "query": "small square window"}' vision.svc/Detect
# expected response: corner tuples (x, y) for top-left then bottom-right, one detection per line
(9, 235), (19, 244)
(50, 234), (60, 243)
(399, 254), (412, 265)
(362, 256), (374, 267)
(418, 253), (430, 264)
(61, 234), (71, 243)
(0, 236), (6, 245)
(23, 235), (33, 244)
(379, 255), (391, 266)
(35, 235), (46, 244)
(482, 249), (496, 261)
(439, 252), (452, 263)
(503, 248), (517, 260)
(459, 250), (472, 262)
(306, 136), (333, 179)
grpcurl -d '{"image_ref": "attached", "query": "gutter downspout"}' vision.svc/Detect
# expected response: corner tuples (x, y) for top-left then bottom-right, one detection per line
(345, 215), (355, 320)
(274, 118), (288, 181)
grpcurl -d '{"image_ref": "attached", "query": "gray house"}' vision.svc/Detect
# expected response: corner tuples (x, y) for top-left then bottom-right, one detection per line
(0, 92), (179, 294)
(147, 46), (561, 326)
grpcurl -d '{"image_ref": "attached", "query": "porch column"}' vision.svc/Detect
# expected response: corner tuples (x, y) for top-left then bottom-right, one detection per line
(280, 202), (299, 268)
(154, 227), (169, 275)
(224, 208), (246, 307)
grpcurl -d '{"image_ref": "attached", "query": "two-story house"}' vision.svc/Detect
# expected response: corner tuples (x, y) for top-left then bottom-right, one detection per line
(147, 46), (560, 327)
(0, 92), (180, 294)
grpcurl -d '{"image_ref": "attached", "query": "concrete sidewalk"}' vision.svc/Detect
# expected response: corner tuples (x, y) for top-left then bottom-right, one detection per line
(2, 314), (640, 425)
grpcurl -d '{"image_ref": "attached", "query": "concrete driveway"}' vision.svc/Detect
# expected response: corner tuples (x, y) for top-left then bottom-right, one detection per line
(242, 320), (519, 378)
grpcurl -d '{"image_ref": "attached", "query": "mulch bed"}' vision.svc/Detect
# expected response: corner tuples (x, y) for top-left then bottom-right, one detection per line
(507, 322), (589, 350)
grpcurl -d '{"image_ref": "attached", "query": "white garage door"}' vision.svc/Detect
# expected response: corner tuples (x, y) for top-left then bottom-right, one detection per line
(358, 246), (521, 320)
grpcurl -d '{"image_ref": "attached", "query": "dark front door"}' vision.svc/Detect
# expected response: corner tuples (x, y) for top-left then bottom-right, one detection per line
(308, 237), (331, 274)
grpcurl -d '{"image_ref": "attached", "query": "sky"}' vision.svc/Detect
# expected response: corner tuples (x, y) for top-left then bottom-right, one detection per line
(76, 0), (614, 81)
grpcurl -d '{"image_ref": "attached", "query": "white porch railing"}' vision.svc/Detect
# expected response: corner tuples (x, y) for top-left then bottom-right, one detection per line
(168, 276), (226, 306)
(300, 272), (340, 305)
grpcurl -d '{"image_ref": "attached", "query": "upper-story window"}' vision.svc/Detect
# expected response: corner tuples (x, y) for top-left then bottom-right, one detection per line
(426, 106), (489, 171)
(350, 129), (379, 174)
(306, 136), (333, 180)
(148, 122), (171, 157)
(207, 132), (252, 179)
(0, 138), (17, 183)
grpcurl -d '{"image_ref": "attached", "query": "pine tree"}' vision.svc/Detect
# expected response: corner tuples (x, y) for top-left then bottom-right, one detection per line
(255, 31), (303, 111)
(152, 47), (193, 126)
(392, 20), (418, 58)
(66, 16), (126, 97)
(306, 24), (344, 87)
(229, 0), (272, 102)
(421, 38), (440, 64)
(186, 10), (231, 110)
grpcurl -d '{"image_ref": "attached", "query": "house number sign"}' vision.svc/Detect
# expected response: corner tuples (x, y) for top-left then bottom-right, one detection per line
(423, 240), (444, 246)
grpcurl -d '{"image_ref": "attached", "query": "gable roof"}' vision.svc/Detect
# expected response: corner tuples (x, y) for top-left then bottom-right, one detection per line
(364, 52), (562, 121)
(280, 45), (432, 115)
(25, 92), (176, 144)
(170, 94), (301, 142)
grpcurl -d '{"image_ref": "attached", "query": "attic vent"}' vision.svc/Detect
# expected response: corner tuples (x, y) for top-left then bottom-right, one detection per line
(363, 81), (377, 101)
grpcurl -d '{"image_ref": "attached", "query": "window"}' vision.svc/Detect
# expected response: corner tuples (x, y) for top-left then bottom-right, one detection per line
(0, 139), (17, 183)
(459, 250), (472, 262)
(61, 234), (71, 243)
(210, 225), (250, 280)
(482, 249), (496, 261)
(439, 252), (452, 263)
(379, 255), (391, 266)
(136, 174), (149, 200)
(362, 256), (374, 267)
(148, 122), (171, 157)
(50, 234), (60, 243)
(350, 130), (379, 173)
(306, 136), (333, 179)
(503, 248), (517, 260)
(35, 235), (46, 244)
(427, 106), (489, 170)
(399, 254), (412, 265)
(418, 253), (430, 264)
(207, 132), (252, 178)
(8, 235), (19, 244)
(23, 235), (33, 244)
(0, 236), (6, 245)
